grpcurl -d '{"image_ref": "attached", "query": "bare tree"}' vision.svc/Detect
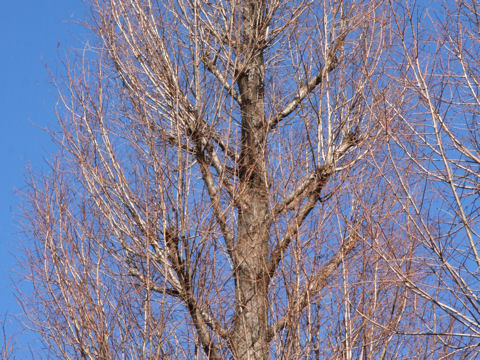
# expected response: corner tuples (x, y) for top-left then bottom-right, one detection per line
(19, 0), (420, 359)
(382, 0), (480, 357)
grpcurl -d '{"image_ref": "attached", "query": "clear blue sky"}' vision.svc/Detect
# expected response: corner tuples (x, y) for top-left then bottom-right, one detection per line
(0, 0), (86, 353)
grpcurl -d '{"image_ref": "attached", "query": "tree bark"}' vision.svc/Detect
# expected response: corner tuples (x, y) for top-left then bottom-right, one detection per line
(231, 1), (270, 359)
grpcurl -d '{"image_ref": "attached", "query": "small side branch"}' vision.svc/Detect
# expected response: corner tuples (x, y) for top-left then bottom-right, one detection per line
(129, 235), (229, 356)
(195, 145), (236, 256)
(268, 169), (323, 221)
(267, 235), (358, 341)
(266, 166), (332, 282)
(202, 55), (242, 106)
(267, 130), (361, 226)
(163, 228), (230, 355)
(268, 51), (341, 131)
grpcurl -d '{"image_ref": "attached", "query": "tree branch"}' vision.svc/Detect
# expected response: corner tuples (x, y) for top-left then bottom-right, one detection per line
(268, 168), (324, 222)
(202, 54), (242, 105)
(195, 144), (236, 257)
(266, 165), (333, 282)
(267, 234), (359, 341)
(129, 230), (231, 347)
(163, 227), (230, 353)
(267, 48), (341, 131)
(266, 132), (360, 283)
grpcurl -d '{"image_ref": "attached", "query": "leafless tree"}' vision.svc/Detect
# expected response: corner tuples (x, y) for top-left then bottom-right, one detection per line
(382, 0), (480, 357)
(19, 0), (426, 359)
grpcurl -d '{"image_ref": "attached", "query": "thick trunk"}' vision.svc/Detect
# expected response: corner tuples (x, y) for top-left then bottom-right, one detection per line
(232, 1), (270, 359)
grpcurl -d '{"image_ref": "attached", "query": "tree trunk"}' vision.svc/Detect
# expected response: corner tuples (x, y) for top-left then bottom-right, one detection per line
(232, 1), (270, 359)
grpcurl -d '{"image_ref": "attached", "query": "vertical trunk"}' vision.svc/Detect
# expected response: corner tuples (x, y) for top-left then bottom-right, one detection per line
(232, 1), (269, 359)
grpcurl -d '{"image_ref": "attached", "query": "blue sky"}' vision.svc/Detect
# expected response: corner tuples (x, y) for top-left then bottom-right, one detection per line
(0, 0), (86, 353)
